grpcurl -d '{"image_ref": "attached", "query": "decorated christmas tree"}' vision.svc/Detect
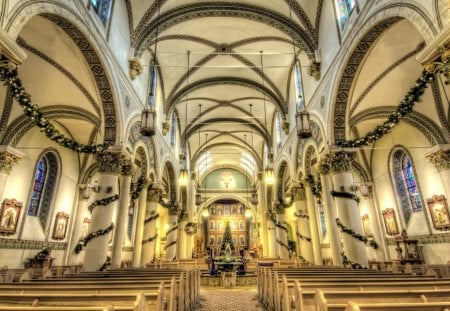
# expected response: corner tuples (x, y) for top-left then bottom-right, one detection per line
(221, 221), (234, 250)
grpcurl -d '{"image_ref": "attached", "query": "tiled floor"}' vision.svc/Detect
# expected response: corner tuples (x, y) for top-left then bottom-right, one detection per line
(192, 287), (266, 311)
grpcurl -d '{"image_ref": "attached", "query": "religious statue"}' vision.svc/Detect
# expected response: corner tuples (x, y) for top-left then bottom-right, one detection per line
(224, 243), (232, 260)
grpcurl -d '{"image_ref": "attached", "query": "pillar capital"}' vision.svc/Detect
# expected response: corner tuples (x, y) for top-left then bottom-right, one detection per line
(325, 149), (357, 173)
(147, 182), (164, 202)
(120, 159), (134, 176)
(96, 147), (130, 174)
(426, 145), (450, 171)
(316, 154), (331, 175)
(0, 146), (24, 174)
(291, 181), (307, 201)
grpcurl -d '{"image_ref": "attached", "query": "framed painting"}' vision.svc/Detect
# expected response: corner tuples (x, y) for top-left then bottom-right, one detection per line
(382, 208), (399, 235)
(361, 214), (373, 237)
(427, 195), (450, 229)
(0, 199), (22, 234)
(52, 212), (69, 240)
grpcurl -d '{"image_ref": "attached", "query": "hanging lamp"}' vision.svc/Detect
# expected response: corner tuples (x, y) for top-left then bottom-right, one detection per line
(178, 51), (191, 186)
(195, 104), (203, 206)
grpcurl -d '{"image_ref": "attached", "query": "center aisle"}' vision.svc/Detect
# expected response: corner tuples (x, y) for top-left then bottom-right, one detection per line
(192, 287), (265, 311)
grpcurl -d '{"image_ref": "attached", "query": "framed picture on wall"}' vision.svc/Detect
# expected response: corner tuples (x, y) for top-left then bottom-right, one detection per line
(382, 208), (399, 235)
(361, 214), (373, 237)
(427, 195), (450, 229)
(52, 212), (69, 240)
(0, 199), (22, 234)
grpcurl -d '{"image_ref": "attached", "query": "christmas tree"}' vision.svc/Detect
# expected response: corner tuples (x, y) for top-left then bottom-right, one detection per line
(221, 221), (234, 250)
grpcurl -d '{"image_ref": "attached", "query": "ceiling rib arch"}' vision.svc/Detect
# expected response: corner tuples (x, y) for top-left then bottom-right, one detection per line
(132, 2), (317, 58)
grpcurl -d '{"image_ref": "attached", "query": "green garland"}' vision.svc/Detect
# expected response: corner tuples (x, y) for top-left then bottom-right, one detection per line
(294, 212), (309, 219)
(130, 176), (146, 200)
(331, 190), (360, 204)
(184, 222), (198, 235)
(144, 212), (160, 225)
(296, 232), (311, 242)
(74, 222), (115, 254)
(306, 174), (322, 198)
(0, 61), (109, 154)
(167, 225), (178, 235)
(341, 251), (367, 269)
(337, 70), (435, 148)
(142, 233), (158, 245)
(87, 194), (119, 213)
(99, 256), (111, 272)
(164, 240), (177, 250)
(276, 239), (290, 251)
(335, 218), (378, 249)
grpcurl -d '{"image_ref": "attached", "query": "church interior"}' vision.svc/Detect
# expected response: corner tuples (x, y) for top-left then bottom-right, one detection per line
(0, 0), (450, 310)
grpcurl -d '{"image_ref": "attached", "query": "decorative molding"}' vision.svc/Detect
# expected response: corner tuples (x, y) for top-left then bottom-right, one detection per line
(96, 151), (130, 174)
(42, 14), (117, 144)
(327, 150), (356, 173)
(431, 79), (450, 140)
(17, 37), (101, 116)
(426, 148), (450, 171)
(333, 17), (401, 143)
(0, 146), (24, 174)
(386, 233), (450, 245)
(0, 238), (66, 250)
(292, 182), (306, 201)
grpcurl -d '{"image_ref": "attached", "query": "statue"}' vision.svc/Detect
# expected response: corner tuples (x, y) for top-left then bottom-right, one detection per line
(225, 243), (232, 261)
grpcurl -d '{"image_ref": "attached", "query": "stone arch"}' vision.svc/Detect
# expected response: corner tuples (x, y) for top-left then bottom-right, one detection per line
(303, 145), (318, 176)
(5, 3), (120, 144)
(331, 2), (437, 144)
(276, 160), (290, 201)
(196, 194), (257, 221)
(161, 160), (177, 202)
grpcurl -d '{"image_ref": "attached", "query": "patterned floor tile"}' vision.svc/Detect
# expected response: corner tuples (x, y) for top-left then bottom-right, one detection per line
(192, 287), (266, 311)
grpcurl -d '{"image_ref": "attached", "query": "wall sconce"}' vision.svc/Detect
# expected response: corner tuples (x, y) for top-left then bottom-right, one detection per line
(178, 169), (188, 187)
(245, 209), (252, 219)
(202, 208), (210, 218)
(264, 168), (274, 185)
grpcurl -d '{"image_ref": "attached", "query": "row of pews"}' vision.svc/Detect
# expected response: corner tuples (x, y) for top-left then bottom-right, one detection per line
(258, 265), (450, 311)
(0, 266), (200, 311)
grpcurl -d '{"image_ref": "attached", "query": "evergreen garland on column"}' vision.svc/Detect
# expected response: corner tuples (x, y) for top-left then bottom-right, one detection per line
(221, 221), (234, 250)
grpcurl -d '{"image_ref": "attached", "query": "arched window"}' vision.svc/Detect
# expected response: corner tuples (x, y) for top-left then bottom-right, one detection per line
(90, 0), (113, 25)
(334, 0), (357, 30)
(294, 61), (305, 111)
(275, 113), (282, 150)
(148, 60), (157, 108)
(27, 152), (59, 229)
(170, 113), (177, 148)
(392, 149), (423, 225)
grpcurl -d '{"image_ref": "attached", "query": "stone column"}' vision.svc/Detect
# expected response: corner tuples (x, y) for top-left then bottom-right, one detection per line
(141, 183), (162, 265)
(165, 203), (180, 260)
(292, 182), (314, 263)
(426, 145), (450, 197)
(316, 159), (342, 266)
(67, 185), (93, 264)
(111, 159), (133, 268)
(84, 150), (126, 272)
(328, 150), (368, 267)
(304, 182), (323, 265)
(274, 206), (290, 259)
(0, 146), (24, 201)
(178, 216), (189, 260)
(360, 184), (386, 261)
(132, 179), (149, 267)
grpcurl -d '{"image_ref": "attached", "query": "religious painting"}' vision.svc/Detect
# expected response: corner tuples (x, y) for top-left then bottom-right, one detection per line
(232, 205), (237, 214)
(217, 207), (223, 215)
(232, 220), (237, 230)
(239, 235), (245, 245)
(217, 221), (223, 230)
(217, 235), (222, 246)
(382, 208), (399, 235)
(52, 212), (69, 240)
(0, 199), (22, 234)
(427, 195), (450, 229)
(80, 217), (90, 240)
(239, 220), (244, 230)
(239, 205), (244, 214)
(224, 206), (229, 215)
(209, 235), (215, 245)
(209, 220), (215, 230)
(232, 234), (237, 246)
(361, 214), (372, 237)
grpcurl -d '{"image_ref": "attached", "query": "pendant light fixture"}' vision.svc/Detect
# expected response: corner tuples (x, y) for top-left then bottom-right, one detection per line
(140, 5), (161, 137)
(178, 51), (191, 187)
(289, 6), (312, 139)
(195, 104), (202, 206)
(260, 51), (274, 185)
(249, 104), (258, 205)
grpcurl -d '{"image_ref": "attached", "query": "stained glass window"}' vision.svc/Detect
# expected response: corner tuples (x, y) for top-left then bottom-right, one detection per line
(275, 113), (282, 150)
(28, 159), (47, 216)
(170, 113), (177, 148)
(392, 149), (423, 225)
(335, 0), (357, 30)
(27, 152), (59, 229)
(148, 60), (157, 108)
(294, 61), (305, 111)
(90, 0), (113, 26)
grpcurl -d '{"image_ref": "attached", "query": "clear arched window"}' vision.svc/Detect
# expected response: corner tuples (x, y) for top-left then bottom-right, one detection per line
(170, 113), (177, 148)
(334, 0), (356, 30)
(275, 113), (282, 150)
(27, 152), (59, 229)
(90, 0), (113, 25)
(392, 149), (423, 224)
(294, 61), (305, 111)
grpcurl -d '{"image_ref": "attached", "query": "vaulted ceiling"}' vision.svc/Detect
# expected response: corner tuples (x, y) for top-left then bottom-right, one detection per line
(127, 0), (323, 177)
